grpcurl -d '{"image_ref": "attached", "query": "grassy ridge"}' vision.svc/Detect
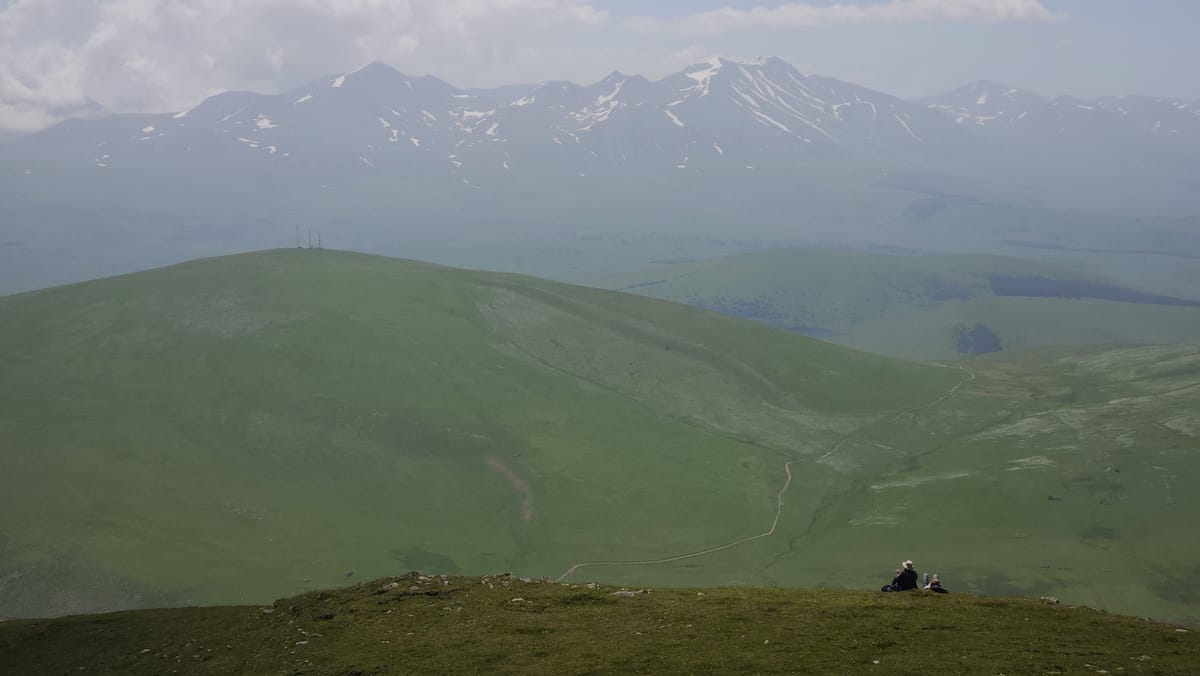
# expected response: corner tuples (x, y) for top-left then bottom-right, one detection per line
(0, 250), (956, 618)
(1, 250), (1197, 624)
(604, 247), (1200, 359)
(2, 573), (1197, 675)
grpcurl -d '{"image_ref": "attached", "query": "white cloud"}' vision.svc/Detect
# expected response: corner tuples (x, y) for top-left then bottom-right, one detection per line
(0, 0), (609, 132)
(624, 0), (1066, 37)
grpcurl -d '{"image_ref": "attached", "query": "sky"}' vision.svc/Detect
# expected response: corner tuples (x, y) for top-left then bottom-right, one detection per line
(1, 0), (1198, 133)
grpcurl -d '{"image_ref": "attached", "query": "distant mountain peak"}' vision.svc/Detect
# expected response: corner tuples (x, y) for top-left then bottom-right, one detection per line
(330, 61), (407, 88)
(929, 80), (1044, 102)
(739, 55), (788, 67)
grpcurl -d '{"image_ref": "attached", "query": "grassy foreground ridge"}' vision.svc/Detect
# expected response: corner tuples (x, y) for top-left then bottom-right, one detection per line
(2, 572), (1197, 674)
(1, 249), (1198, 624)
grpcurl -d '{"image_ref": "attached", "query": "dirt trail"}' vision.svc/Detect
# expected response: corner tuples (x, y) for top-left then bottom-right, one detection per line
(486, 457), (534, 523)
(555, 367), (976, 583)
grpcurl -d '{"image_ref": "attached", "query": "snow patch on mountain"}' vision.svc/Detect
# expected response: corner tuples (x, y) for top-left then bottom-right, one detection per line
(894, 113), (924, 143)
(686, 58), (722, 90)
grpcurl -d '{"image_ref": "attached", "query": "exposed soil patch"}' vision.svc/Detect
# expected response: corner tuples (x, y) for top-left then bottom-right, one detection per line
(486, 457), (534, 523)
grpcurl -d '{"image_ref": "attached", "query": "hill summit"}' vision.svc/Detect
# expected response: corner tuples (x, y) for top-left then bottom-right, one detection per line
(2, 572), (1197, 674)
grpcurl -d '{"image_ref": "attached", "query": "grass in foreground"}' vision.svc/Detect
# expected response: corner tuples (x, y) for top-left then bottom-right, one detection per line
(2, 572), (1197, 675)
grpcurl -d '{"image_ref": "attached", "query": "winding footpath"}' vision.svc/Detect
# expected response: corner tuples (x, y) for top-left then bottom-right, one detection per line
(555, 367), (976, 583)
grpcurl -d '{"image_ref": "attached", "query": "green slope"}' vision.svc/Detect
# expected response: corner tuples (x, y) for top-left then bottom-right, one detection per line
(3, 574), (1198, 675)
(1, 250), (1198, 624)
(0, 249), (957, 618)
(604, 247), (1200, 360)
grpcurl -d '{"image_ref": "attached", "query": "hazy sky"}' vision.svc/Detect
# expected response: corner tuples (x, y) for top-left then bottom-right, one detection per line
(1, 0), (1198, 133)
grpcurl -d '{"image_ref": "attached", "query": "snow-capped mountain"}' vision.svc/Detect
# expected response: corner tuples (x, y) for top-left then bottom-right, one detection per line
(921, 81), (1048, 128)
(4, 56), (1200, 295)
(921, 81), (1200, 172)
(5, 57), (982, 182)
(9, 58), (1199, 183)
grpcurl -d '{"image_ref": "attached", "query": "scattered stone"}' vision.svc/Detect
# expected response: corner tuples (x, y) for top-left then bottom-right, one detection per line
(380, 582), (400, 591)
(139, 648), (151, 654)
(1137, 655), (1151, 661)
(520, 577), (532, 583)
(295, 641), (308, 646)
(260, 608), (275, 614)
(418, 576), (431, 582)
(1176, 628), (1190, 633)
(611, 591), (639, 598)
(696, 592), (705, 597)
(872, 660), (880, 665)
(509, 597), (527, 604)
(763, 639), (770, 645)
(585, 583), (597, 589)
(1040, 596), (1060, 604)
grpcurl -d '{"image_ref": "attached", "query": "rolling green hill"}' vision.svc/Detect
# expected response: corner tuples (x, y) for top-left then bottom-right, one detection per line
(604, 248), (1200, 360)
(3, 574), (1197, 675)
(1, 250), (1197, 625)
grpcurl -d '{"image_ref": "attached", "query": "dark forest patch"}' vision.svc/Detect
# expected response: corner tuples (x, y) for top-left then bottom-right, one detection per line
(694, 297), (787, 323)
(1003, 240), (1200, 261)
(954, 323), (1002, 356)
(621, 279), (668, 290)
(989, 275), (1200, 307)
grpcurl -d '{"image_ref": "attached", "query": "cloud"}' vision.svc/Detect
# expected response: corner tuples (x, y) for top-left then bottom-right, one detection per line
(624, 0), (1066, 37)
(0, 0), (609, 132)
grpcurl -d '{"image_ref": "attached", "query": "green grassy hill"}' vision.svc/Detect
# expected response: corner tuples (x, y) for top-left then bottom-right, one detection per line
(603, 248), (1200, 360)
(2, 574), (1197, 675)
(1, 250), (1197, 625)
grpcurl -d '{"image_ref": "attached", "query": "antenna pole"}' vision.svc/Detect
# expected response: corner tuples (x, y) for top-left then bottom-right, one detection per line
(296, 225), (301, 248)
(308, 229), (313, 249)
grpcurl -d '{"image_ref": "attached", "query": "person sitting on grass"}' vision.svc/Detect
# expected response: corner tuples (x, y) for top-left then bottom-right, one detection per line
(881, 560), (919, 592)
(924, 573), (949, 593)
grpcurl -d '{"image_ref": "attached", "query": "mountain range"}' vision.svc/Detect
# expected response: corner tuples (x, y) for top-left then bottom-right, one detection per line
(6, 57), (1199, 181)
(2, 57), (1199, 294)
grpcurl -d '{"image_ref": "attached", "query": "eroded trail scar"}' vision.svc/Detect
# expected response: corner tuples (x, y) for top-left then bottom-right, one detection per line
(554, 367), (976, 583)
(486, 457), (534, 523)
